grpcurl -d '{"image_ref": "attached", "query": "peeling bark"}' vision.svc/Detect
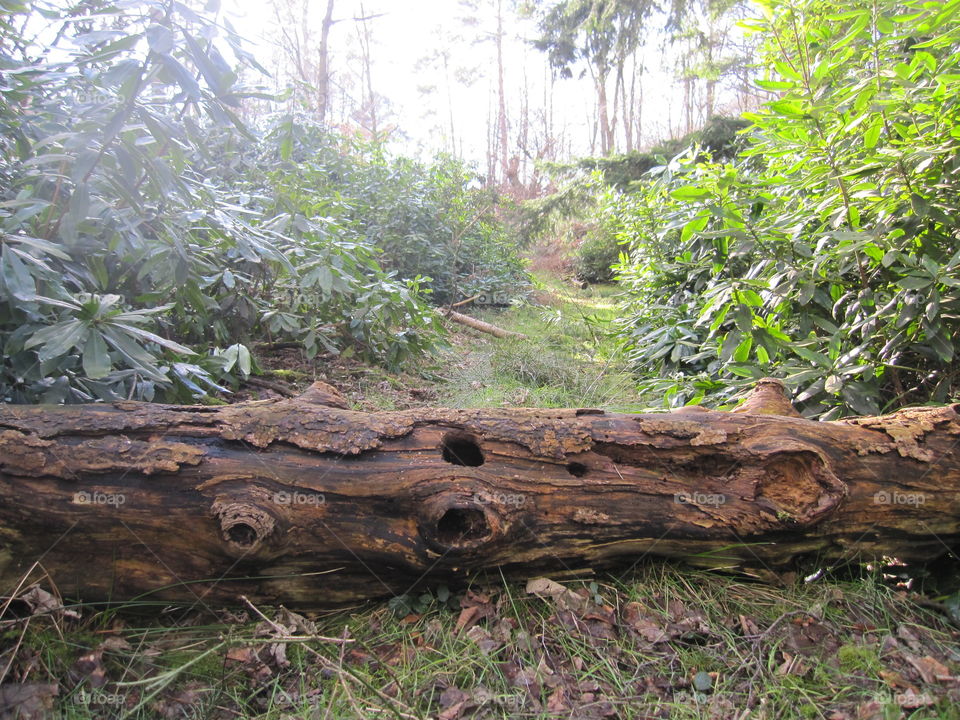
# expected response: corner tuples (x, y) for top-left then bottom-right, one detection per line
(0, 382), (958, 608)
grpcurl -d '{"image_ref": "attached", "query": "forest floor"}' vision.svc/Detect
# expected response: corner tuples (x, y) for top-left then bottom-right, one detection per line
(3, 274), (960, 720)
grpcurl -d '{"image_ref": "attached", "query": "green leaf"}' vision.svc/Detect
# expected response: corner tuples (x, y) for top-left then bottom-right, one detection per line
(145, 24), (174, 54)
(110, 322), (196, 355)
(157, 53), (202, 99)
(670, 186), (712, 202)
(26, 320), (87, 361)
(863, 120), (882, 149)
(82, 331), (112, 379)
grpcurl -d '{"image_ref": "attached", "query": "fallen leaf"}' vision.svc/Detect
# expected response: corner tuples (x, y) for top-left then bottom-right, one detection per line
(0, 683), (58, 720)
(546, 685), (569, 712)
(904, 654), (953, 684)
(896, 625), (923, 653)
(466, 625), (501, 654)
(525, 577), (586, 611)
(72, 649), (107, 688)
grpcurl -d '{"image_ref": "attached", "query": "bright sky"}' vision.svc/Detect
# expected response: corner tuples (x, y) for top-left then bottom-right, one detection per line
(220, 0), (719, 167)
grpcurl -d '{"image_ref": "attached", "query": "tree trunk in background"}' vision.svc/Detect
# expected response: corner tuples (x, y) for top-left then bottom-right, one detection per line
(496, 0), (509, 185)
(355, 4), (378, 138)
(317, 0), (335, 122)
(596, 69), (612, 154)
(2, 381), (958, 609)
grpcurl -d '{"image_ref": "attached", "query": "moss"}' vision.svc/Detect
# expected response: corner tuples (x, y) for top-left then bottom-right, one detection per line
(837, 643), (881, 675)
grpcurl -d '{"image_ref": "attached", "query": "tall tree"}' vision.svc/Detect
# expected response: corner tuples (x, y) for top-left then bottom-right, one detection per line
(668, 0), (759, 126)
(271, 0), (338, 120)
(460, 0), (515, 186)
(532, 0), (654, 155)
(317, 0), (336, 122)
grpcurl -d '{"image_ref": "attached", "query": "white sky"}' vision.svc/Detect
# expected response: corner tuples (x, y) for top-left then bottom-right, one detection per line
(221, 0), (742, 168)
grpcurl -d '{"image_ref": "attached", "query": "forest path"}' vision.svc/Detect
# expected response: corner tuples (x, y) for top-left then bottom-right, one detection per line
(429, 273), (645, 411)
(253, 272), (646, 413)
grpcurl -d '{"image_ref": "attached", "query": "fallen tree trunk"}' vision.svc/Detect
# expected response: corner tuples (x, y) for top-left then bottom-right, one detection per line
(0, 381), (958, 608)
(439, 308), (526, 338)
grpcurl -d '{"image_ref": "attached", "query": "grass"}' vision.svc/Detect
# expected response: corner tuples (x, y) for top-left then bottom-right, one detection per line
(4, 565), (959, 718)
(2, 274), (959, 719)
(433, 274), (650, 412)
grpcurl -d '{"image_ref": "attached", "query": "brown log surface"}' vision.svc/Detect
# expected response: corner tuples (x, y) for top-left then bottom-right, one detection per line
(0, 383), (958, 607)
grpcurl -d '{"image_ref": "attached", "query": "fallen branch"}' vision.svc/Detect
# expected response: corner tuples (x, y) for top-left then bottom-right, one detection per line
(439, 308), (526, 339)
(451, 294), (481, 308)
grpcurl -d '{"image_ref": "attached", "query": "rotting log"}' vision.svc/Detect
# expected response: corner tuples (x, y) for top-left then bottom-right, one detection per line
(0, 380), (958, 608)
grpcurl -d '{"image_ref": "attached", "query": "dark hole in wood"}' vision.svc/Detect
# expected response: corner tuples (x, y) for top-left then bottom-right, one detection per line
(567, 462), (588, 477)
(436, 508), (489, 545)
(227, 523), (258, 546)
(441, 433), (485, 467)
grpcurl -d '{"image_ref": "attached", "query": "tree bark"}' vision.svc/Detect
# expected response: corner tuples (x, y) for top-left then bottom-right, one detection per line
(1, 381), (958, 609)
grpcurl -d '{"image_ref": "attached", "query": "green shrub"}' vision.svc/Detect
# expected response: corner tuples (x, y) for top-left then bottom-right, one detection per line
(1, 1), (525, 404)
(612, 0), (960, 417)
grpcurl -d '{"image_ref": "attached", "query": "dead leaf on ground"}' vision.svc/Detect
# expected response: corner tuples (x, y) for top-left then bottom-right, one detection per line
(0, 683), (58, 720)
(904, 654), (954, 684)
(17, 586), (80, 621)
(621, 602), (670, 644)
(526, 577), (586, 611)
(71, 648), (106, 688)
(466, 625), (501, 655)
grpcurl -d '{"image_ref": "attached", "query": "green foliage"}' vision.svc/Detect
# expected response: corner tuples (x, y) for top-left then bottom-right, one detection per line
(579, 115), (751, 189)
(0, 1), (525, 405)
(532, 0), (655, 81)
(613, 0), (960, 416)
(265, 121), (528, 306)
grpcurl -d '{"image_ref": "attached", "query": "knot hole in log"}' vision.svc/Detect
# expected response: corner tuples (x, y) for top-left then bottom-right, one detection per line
(440, 432), (485, 467)
(755, 451), (846, 526)
(418, 494), (502, 556)
(436, 507), (491, 544)
(211, 499), (277, 555)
